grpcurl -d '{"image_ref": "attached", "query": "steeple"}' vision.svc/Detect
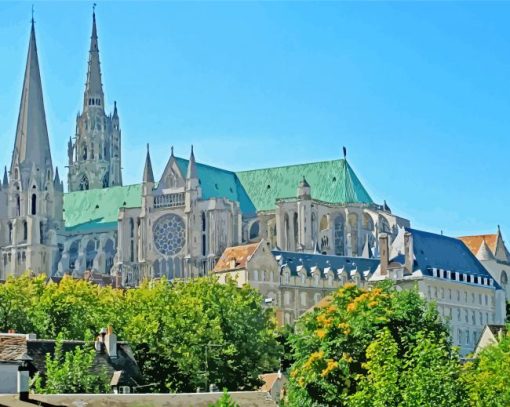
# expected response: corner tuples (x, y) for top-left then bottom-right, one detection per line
(11, 19), (53, 177)
(186, 145), (198, 179)
(143, 144), (154, 183)
(83, 10), (104, 110)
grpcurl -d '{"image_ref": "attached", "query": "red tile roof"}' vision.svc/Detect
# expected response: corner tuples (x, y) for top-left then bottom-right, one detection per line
(458, 234), (498, 256)
(213, 243), (259, 272)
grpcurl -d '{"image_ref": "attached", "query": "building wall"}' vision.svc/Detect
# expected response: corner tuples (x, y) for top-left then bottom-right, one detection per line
(0, 363), (18, 393)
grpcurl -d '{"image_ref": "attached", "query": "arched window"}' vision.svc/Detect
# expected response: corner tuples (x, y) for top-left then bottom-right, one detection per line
(86, 240), (97, 269)
(501, 270), (508, 285)
(16, 195), (20, 216)
(39, 221), (43, 244)
(130, 218), (135, 238)
(79, 175), (89, 191)
(334, 215), (344, 255)
(82, 144), (87, 160)
(249, 221), (259, 241)
(102, 172), (109, 188)
(23, 221), (27, 241)
(201, 212), (207, 232)
(90, 143), (95, 160)
(320, 215), (328, 231)
(284, 213), (290, 251)
(348, 213), (359, 256)
(380, 217), (391, 233)
(363, 213), (374, 230)
(8, 222), (12, 244)
(293, 212), (299, 249)
(31, 194), (36, 215)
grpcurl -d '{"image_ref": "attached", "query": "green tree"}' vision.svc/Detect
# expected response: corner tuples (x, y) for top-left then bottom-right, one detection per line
(209, 389), (240, 407)
(0, 272), (45, 333)
(119, 277), (280, 392)
(286, 281), (465, 406)
(349, 328), (465, 406)
(31, 334), (110, 394)
(462, 327), (510, 406)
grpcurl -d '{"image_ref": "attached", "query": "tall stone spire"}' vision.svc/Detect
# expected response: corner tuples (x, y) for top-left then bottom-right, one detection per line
(83, 11), (104, 110)
(143, 144), (154, 183)
(11, 19), (53, 176)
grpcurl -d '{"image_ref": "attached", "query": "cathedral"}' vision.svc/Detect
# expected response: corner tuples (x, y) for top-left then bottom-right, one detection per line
(0, 13), (408, 285)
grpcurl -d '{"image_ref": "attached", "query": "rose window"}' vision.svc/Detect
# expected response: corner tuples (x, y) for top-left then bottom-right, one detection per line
(153, 214), (185, 256)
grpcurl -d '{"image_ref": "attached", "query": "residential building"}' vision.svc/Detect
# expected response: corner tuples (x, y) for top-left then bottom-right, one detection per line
(370, 227), (506, 355)
(0, 329), (141, 394)
(213, 240), (379, 325)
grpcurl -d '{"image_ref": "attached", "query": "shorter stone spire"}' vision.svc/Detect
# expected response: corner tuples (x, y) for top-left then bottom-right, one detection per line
(143, 144), (154, 183)
(186, 145), (197, 179)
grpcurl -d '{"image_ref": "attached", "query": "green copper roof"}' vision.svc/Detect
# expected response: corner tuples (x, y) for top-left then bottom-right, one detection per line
(64, 184), (142, 233)
(236, 159), (373, 212)
(63, 158), (372, 232)
(174, 157), (256, 214)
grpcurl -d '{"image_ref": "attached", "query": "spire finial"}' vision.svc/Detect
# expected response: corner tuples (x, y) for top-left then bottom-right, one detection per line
(93, 3), (97, 15)
(146, 143), (149, 153)
(31, 4), (34, 25)
(342, 146), (347, 159)
(171, 146), (174, 157)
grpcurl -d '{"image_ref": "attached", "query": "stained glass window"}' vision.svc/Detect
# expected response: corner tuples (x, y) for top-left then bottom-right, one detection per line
(153, 214), (185, 256)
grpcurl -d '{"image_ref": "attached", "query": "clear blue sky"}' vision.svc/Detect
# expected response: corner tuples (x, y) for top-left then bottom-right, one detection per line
(0, 1), (509, 238)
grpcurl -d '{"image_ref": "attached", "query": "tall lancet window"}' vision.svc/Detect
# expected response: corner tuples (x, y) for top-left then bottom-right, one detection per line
(16, 195), (20, 216)
(8, 223), (12, 244)
(31, 194), (37, 215)
(23, 221), (27, 241)
(201, 212), (207, 257)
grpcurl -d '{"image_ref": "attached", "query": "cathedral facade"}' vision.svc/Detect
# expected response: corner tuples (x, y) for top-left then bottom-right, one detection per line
(0, 14), (409, 285)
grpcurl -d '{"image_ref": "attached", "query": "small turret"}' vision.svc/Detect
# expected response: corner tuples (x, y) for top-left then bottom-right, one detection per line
(143, 144), (154, 184)
(186, 145), (198, 180)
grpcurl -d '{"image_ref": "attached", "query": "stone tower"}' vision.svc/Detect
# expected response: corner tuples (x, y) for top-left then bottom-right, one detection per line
(0, 20), (64, 278)
(68, 11), (122, 191)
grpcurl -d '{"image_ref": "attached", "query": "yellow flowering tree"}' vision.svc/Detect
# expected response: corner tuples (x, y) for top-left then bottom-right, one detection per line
(286, 281), (462, 406)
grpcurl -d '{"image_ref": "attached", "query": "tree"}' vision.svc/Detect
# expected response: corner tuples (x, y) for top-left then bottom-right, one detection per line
(118, 277), (281, 392)
(462, 327), (510, 406)
(286, 281), (465, 406)
(31, 334), (110, 394)
(0, 272), (45, 333)
(349, 328), (466, 406)
(209, 389), (240, 407)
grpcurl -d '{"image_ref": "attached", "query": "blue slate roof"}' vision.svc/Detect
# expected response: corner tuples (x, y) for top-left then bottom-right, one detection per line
(404, 228), (501, 288)
(272, 250), (380, 278)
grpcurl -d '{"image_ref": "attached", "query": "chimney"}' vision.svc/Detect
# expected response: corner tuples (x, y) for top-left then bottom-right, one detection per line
(104, 326), (118, 358)
(404, 231), (413, 274)
(379, 233), (389, 275)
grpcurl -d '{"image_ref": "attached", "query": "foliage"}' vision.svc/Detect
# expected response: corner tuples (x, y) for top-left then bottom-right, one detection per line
(0, 273), (278, 394)
(286, 281), (465, 406)
(119, 277), (281, 392)
(462, 327), (510, 406)
(209, 389), (240, 407)
(31, 334), (110, 393)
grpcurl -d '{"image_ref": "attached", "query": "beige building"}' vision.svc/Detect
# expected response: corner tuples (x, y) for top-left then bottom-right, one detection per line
(213, 240), (378, 325)
(371, 227), (506, 355)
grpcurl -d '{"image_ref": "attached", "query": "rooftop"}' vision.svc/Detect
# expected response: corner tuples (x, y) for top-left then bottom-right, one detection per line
(213, 242), (260, 273)
(63, 157), (374, 232)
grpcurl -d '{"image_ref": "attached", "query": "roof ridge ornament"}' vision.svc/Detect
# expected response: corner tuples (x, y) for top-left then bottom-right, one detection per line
(343, 146), (347, 159)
